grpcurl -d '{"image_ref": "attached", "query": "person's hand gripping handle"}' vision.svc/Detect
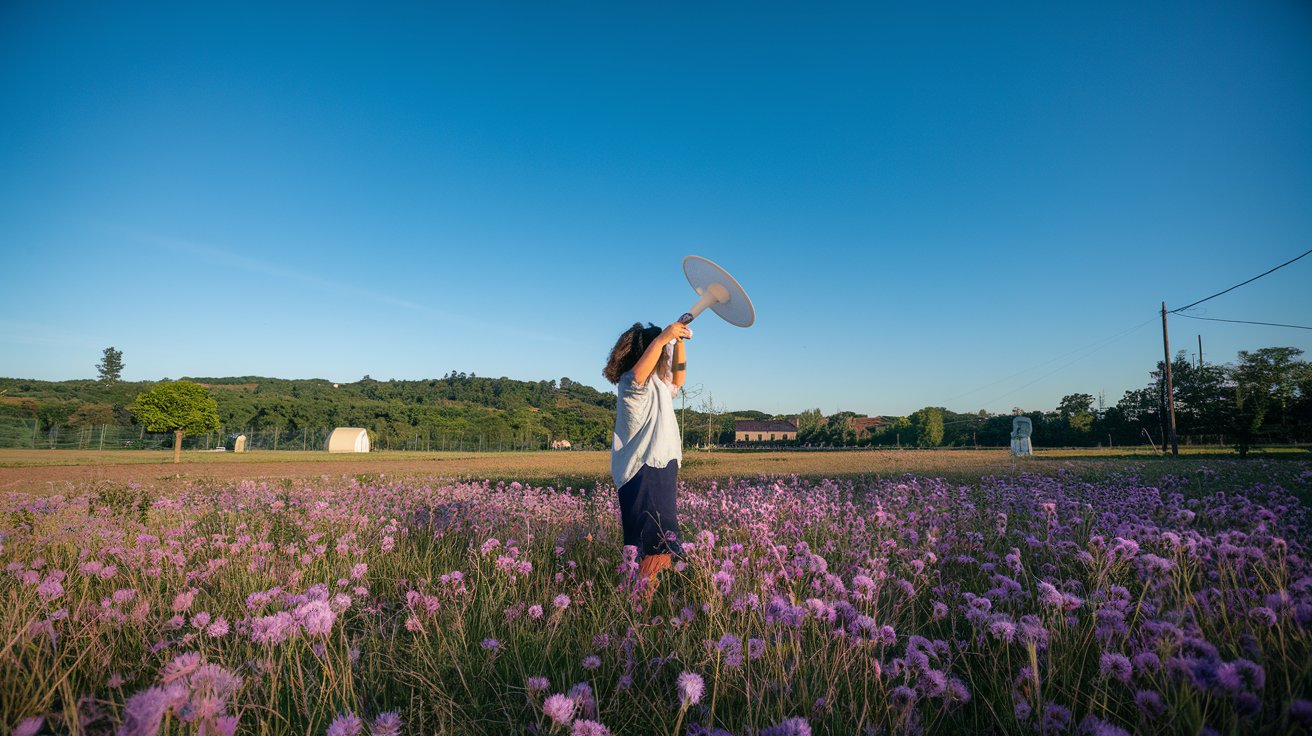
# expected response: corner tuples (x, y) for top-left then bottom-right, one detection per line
(676, 313), (696, 339)
(664, 321), (693, 344)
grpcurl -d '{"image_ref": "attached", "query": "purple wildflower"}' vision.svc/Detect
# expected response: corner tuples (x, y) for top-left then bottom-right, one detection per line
(542, 694), (577, 725)
(920, 669), (948, 697)
(1248, 607), (1278, 627)
(676, 671), (705, 706)
(582, 655), (601, 671)
(1235, 692), (1261, 718)
(1109, 537), (1139, 563)
(890, 685), (917, 709)
(1134, 690), (1165, 719)
(1139, 554), (1174, 576)
(571, 720), (612, 736)
(326, 712), (363, 736)
(207, 617), (230, 637)
(1215, 662), (1243, 693)
(1042, 704), (1072, 733)
(716, 633), (744, 667)
(372, 712), (402, 736)
(13, 717), (44, 736)
(989, 617), (1017, 643)
(1099, 652), (1132, 683)
(122, 686), (173, 736)
(1290, 699), (1312, 727)
(947, 676), (971, 703)
(1131, 651), (1160, 674)
(1037, 581), (1065, 608)
(190, 662), (243, 699)
(36, 577), (64, 601)
(297, 601), (335, 636)
(172, 588), (197, 613)
(1077, 716), (1131, 736)
(528, 676), (550, 692)
(250, 611), (296, 645)
(878, 625), (897, 645)
(568, 682), (596, 719)
(1017, 615), (1050, 649)
(760, 717), (812, 736)
(161, 652), (202, 683)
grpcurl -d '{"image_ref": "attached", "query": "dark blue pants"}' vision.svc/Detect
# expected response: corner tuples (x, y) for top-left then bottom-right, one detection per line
(617, 461), (682, 557)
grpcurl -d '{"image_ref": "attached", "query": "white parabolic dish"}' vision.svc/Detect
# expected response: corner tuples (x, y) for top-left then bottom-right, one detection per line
(682, 255), (755, 328)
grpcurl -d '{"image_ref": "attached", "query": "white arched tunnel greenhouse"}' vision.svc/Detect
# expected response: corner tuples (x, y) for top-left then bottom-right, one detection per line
(325, 427), (370, 453)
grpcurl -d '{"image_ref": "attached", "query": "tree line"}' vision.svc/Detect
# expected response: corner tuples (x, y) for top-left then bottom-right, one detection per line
(788, 346), (1311, 452)
(0, 355), (621, 450)
(0, 345), (1307, 453)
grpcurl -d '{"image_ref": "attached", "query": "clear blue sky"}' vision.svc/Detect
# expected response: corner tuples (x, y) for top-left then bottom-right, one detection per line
(2, 1), (1310, 417)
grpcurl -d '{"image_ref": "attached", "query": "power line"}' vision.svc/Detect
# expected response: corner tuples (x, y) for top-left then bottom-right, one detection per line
(1174, 313), (1312, 331)
(1170, 247), (1312, 313)
(972, 315), (1160, 409)
(899, 248), (1310, 414)
(940, 315), (1159, 405)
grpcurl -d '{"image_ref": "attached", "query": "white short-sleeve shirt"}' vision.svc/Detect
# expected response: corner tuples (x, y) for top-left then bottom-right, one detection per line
(611, 370), (682, 488)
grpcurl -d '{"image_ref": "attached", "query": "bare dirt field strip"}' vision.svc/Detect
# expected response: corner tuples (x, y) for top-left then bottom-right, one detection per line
(0, 447), (1286, 493)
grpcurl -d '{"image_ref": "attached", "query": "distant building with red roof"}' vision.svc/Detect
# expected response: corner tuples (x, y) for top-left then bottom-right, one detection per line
(851, 416), (891, 438)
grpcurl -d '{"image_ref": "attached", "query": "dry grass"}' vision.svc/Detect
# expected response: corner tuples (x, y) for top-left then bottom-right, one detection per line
(2, 446), (1307, 495)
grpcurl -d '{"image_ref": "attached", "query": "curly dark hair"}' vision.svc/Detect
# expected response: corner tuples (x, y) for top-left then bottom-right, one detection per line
(603, 322), (668, 384)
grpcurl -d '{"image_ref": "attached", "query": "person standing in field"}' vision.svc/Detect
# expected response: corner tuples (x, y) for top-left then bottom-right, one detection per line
(603, 320), (691, 599)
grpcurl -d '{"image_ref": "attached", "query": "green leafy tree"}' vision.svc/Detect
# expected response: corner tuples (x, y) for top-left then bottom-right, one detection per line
(1167, 354), (1231, 441)
(1232, 347), (1307, 443)
(868, 416), (912, 447)
(1057, 393), (1095, 434)
(911, 407), (945, 447)
(795, 408), (823, 443)
(97, 347), (124, 385)
(131, 381), (220, 463)
(825, 411), (858, 446)
(68, 402), (117, 428)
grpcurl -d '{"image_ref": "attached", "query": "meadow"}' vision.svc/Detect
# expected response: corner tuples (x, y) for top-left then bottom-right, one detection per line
(2, 450), (1310, 735)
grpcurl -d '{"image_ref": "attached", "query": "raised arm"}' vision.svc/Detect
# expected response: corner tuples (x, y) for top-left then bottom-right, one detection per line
(671, 334), (687, 390)
(632, 321), (691, 386)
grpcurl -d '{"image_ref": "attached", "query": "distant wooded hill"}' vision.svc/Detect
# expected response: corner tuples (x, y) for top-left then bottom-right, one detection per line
(0, 373), (627, 450)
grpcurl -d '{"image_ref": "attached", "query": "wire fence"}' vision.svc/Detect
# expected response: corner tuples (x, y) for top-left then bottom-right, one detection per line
(3, 418), (1293, 454)
(0, 418), (576, 453)
(0, 418), (238, 451)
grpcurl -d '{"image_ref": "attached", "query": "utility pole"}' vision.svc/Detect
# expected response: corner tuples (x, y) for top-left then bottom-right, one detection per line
(1197, 334), (1203, 368)
(1160, 302), (1179, 455)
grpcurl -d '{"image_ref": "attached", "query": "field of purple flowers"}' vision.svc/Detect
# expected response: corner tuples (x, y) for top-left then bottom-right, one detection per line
(3, 460), (1312, 735)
